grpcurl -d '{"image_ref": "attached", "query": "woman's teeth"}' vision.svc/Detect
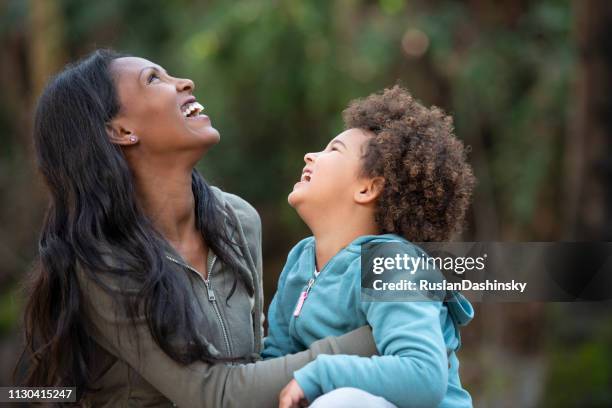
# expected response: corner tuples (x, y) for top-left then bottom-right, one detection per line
(182, 101), (204, 117)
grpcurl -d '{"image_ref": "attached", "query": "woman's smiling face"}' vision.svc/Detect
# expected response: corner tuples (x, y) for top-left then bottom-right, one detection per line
(108, 57), (219, 156)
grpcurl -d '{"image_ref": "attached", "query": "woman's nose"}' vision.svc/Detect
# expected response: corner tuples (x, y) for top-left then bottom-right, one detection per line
(176, 77), (195, 93)
(304, 152), (316, 163)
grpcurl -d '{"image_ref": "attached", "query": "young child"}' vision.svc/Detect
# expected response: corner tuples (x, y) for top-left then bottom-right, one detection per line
(262, 86), (476, 408)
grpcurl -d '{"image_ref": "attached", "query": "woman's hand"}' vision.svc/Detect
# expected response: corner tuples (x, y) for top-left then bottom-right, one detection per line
(278, 379), (307, 408)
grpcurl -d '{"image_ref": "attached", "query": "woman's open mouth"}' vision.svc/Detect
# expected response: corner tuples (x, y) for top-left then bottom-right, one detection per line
(180, 101), (206, 120)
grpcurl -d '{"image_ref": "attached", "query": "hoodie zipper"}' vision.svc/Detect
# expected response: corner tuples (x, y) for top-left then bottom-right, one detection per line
(165, 253), (233, 357)
(292, 243), (345, 318)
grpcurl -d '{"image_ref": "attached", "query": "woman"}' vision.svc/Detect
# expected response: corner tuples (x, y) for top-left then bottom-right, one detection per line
(18, 49), (377, 407)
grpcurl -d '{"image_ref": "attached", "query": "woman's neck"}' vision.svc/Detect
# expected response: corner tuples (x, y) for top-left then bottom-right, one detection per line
(133, 163), (197, 245)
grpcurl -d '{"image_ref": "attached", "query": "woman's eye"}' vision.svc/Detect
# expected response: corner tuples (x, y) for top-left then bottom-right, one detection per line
(147, 72), (160, 84)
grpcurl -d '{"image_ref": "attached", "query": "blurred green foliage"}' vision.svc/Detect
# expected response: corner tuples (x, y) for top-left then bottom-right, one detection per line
(544, 307), (612, 407)
(1, 0), (574, 240)
(0, 285), (21, 336)
(546, 341), (612, 406)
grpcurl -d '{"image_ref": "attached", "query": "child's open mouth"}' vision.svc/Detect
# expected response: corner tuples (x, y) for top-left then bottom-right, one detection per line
(300, 170), (312, 183)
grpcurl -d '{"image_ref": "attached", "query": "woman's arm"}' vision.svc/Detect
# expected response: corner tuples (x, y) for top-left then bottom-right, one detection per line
(77, 268), (377, 408)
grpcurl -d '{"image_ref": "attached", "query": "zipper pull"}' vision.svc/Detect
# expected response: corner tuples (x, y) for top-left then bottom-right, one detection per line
(206, 284), (216, 301)
(293, 291), (307, 317)
(293, 278), (315, 317)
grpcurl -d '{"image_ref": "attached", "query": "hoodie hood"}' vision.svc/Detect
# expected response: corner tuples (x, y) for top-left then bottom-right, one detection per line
(347, 233), (475, 327)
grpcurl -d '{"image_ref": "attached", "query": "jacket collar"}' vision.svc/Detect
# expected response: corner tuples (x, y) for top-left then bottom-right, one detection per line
(162, 186), (255, 294)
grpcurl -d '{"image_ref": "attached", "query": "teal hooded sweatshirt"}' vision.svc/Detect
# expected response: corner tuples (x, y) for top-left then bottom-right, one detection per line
(262, 234), (474, 408)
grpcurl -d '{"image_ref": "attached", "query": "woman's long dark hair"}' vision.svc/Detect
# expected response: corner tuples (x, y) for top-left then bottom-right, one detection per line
(16, 49), (248, 397)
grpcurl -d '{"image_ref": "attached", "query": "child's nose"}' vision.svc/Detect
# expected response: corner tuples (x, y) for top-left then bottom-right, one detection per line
(304, 152), (316, 163)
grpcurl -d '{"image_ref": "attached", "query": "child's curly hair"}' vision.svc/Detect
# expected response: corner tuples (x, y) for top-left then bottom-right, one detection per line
(344, 85), (475, 241)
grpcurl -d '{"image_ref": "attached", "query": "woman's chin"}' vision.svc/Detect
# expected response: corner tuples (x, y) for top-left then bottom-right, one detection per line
(190, 126), (220, 146)
(185, 115), (219, 138)
(205, 130), (221, 145)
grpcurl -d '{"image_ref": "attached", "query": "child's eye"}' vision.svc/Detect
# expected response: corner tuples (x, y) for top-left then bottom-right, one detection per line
(147, 72), (160, 84)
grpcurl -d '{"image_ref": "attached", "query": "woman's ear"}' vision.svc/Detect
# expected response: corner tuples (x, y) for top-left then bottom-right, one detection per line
(106, 120), (139, 145)
(354, 177), (385, 204)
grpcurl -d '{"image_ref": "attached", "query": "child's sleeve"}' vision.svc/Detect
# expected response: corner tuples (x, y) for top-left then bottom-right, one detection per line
(292, 252), (449, 408)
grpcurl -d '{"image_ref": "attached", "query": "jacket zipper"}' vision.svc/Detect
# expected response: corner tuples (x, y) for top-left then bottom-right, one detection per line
(205, 255), (233, 357)
(165, 254), (233, 357)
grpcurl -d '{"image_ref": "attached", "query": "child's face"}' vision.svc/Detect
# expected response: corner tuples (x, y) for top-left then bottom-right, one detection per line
(288, 128), (371, 212)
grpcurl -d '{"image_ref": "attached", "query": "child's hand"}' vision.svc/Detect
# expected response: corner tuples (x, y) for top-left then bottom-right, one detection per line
(278, 379), (307, 408)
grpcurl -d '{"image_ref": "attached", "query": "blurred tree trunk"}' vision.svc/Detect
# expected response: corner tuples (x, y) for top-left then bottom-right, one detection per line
(0, 0), (65, 286)
(0, 0), (67, 387)
(554, 8), (612, 408)
(28, 0), (66, 104)
(566, 0), (612, 240)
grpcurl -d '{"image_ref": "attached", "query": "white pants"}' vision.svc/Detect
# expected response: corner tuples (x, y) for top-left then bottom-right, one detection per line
(309, 387), (397, 408)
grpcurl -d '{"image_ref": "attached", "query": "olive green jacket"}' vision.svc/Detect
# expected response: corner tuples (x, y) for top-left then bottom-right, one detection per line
(77, 187), (377, 407)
